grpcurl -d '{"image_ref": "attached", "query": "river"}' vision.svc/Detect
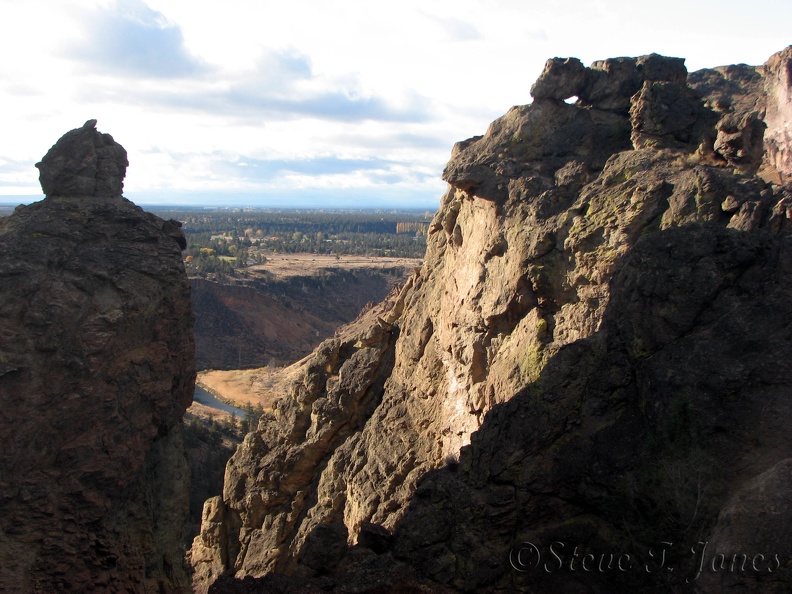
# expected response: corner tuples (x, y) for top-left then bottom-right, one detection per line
(193, 385), (247, 417)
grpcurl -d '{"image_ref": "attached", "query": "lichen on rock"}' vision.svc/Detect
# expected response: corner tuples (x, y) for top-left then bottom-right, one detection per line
(191, 48), (792, 593)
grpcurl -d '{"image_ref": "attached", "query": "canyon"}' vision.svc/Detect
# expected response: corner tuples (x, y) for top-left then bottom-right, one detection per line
(191, 259), (416, 370)
(0, 45), (790, 594)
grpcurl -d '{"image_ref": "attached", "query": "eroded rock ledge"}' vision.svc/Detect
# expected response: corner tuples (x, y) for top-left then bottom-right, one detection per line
(192, 48), (792, 593)
(0, 121), (195, 592)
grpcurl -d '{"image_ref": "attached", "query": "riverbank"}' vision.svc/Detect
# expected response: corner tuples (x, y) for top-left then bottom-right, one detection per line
(196, 366), (298, 411)
(193, 385), (247, 417)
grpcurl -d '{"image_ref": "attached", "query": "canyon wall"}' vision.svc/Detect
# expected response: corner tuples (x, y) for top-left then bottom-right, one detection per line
(192, 268), (407, 370)
(192, 49), (792, 592)
(0, 121), (195, 592)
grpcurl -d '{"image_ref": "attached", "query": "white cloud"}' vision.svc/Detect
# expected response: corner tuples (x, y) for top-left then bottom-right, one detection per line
(66, 0), (209, 78)
(1, 0), (791, 208)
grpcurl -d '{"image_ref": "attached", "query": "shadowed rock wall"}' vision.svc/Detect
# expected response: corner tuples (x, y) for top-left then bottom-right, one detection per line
(0, 121), (195, 592)
(192, 48), (792, 593)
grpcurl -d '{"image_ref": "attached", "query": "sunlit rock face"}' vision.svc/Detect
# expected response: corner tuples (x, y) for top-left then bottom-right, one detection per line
(192, 48), (792, 593)
(0, 121), (195, 593)
(762, 46), (792, 181)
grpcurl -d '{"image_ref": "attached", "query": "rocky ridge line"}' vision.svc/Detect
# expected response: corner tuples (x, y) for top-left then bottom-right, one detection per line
(192, 48), (792, 593)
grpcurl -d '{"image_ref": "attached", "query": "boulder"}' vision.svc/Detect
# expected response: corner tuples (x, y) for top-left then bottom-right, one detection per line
(36, 119), (128, 197)
(530, 57), (587, 100)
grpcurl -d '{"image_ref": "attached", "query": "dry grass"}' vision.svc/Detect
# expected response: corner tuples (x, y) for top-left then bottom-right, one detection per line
(248, 253), (421, 280)
(197, 364), (304, 411)
(194, 255), (421, 414)
(186, 400), (233, 422)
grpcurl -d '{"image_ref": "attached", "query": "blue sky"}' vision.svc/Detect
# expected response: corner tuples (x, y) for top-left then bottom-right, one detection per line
(0, 0), (790, 208)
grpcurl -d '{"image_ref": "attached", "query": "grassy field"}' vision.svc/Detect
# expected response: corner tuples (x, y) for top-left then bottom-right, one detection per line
(247, 253), (421, 280)
(195, 364), (302, 410)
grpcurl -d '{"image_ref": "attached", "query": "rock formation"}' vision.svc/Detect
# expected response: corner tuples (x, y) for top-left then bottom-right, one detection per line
(0, 120), (195, 592)
(191, 48), (792, 592)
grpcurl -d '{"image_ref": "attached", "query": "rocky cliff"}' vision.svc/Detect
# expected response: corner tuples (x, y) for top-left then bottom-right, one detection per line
(191, 49), (792, 592)
(0, 120), (195, 592)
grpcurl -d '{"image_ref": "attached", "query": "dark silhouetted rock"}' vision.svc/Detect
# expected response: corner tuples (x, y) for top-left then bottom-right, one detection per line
(36, 119), (128, 197)
(530, 57), (587, 100)
(0, 123), (194, 592)
(696, 458), (792, 592)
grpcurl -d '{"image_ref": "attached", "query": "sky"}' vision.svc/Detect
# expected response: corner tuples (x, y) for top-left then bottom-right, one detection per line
(0, 0), (790, 209)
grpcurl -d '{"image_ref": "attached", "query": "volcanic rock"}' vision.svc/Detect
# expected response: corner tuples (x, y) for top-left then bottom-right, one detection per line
(762, 46), (792, 181)
(529, 57), (587, 100)
(36, 119), (128, 197)
(0, 122), (195, 592)
(191, 48), (792, 593)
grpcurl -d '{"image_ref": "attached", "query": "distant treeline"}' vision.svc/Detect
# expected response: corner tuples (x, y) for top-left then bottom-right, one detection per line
(156, 208), (433, 235)
(154, 208), (433, 278)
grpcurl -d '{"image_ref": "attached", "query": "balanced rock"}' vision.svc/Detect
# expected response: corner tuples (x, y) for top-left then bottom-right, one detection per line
(529, 57), (587, 100)
(0, 123), (195, 592)
(36, 119), (128, 197)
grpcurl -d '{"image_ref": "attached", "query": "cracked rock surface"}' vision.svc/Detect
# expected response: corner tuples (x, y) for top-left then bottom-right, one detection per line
(192, 48), (792, 593)
(0, 122), (195, 593)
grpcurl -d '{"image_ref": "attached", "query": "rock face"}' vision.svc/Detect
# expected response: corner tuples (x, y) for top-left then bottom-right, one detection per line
(191, 49), (792, 592)
(760, 46), (792, 181)
(0, 121), (195, 592)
